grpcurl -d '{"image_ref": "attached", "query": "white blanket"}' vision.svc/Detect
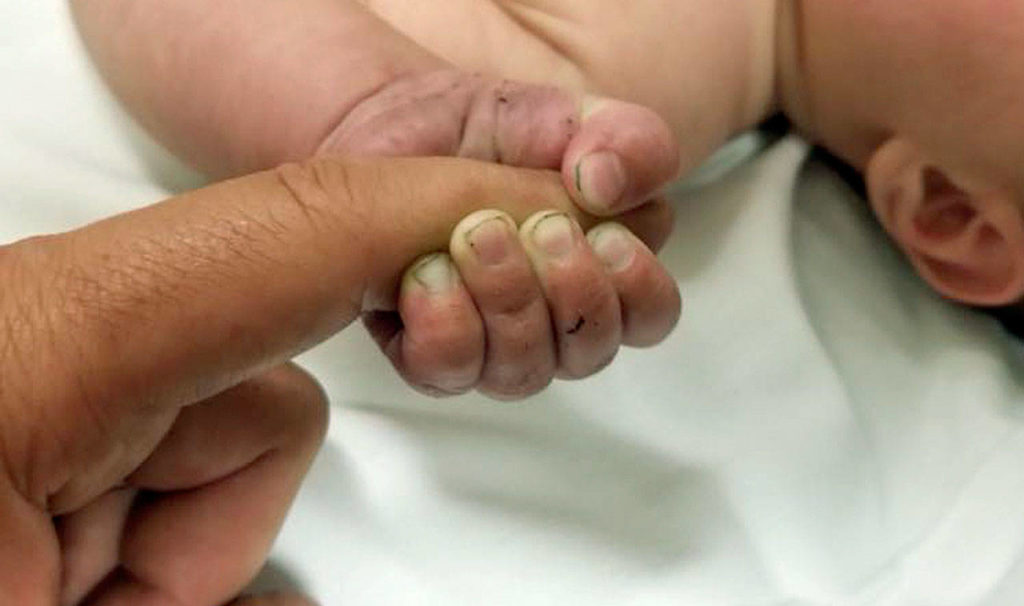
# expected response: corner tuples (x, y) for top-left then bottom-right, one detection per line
(4, 3), (1024, 605)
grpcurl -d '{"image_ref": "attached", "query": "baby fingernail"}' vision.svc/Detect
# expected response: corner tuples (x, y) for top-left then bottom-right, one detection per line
(466, 216), (512, 265)
(576, 151), (627, 212)
(589, 225), (637, 272)
(532, 213), (576, 259)
(412, 253), (457, 293)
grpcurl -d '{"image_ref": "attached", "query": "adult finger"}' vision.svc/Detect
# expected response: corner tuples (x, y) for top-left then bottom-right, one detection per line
(71, 365), (326, 606)
(1, 158), (652, 439)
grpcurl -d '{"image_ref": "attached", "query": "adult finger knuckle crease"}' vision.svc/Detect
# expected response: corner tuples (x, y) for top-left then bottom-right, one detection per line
(273, 159), (355, 238)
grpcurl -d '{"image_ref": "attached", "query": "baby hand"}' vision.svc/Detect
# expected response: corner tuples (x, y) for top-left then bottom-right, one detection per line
(324, 70), (680, 218)
(366, 209), (680, 400)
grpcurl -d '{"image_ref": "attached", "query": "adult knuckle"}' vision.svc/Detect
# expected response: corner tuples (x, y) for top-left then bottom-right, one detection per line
(272, 158), (378, 266)
(272, 160), (348, 230)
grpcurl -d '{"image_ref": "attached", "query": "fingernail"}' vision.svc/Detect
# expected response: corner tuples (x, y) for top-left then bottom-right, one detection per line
(532, 213), (576, 259)
(589, 225), (637, 272)
(465, 216), (512, 265)
(576, 151), (627, 212)
(411, 253), (456, 293)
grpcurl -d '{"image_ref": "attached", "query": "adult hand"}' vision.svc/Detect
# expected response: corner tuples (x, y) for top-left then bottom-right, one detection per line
(0, 156), (670, 605)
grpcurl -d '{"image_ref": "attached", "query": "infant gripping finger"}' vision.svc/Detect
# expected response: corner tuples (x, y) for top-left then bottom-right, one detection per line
(519, 211), (624, 380)
(563, 98), (681, 216)
(388, 254), (486, 396)
(448, 211), (558, 399)
(389, 209), (682, 400)
(587, 224), (682, 347)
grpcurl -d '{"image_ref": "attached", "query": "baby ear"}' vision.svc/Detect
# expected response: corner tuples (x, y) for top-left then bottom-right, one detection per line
(865, 138), (1024, 306)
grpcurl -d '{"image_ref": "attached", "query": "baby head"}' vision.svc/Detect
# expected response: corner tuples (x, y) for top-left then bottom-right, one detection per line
(783, 0), (1024, 309)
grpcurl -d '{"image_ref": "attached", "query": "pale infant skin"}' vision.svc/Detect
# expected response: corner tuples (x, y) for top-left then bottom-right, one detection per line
(373, 0), (1024, 314)
(75, 0), (1024, 311)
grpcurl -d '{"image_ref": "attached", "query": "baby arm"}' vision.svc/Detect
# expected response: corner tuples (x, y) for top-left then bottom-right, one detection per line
(72, 0), (442, 178)
(71, 0), (679, 217)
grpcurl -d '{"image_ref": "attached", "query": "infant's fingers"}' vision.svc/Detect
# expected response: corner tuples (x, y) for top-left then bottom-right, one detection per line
(609, 196), (675, 254)
(587, 224), (682, 347)
(327, 71), (679, 221)
(521, 211), (623, 379)
(563, 98), (680, 217)
(449, 211), (557, 399)
(388, 254), (485, 396)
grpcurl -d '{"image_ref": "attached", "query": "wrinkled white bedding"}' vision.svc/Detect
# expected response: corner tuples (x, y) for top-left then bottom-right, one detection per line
(4, 3), (1024, 605)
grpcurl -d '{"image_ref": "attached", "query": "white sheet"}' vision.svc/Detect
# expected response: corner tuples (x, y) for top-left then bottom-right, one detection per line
(5, 3), (1024, 605)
